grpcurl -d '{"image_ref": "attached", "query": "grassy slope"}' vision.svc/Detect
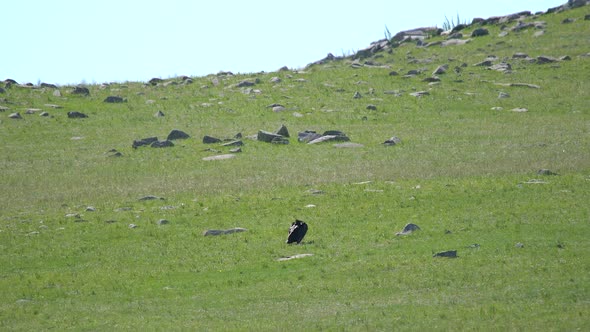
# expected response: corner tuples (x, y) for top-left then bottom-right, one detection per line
(1, 6), (589, 331)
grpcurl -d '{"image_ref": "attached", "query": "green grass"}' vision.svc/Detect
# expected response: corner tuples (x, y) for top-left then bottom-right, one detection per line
(1, 6), (590, 331)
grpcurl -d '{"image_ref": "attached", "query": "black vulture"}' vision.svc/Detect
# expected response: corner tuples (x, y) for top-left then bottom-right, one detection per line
(286, 219), (308, 244)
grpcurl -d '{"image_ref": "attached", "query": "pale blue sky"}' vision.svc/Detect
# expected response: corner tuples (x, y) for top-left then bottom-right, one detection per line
(3, 0), (562, 85)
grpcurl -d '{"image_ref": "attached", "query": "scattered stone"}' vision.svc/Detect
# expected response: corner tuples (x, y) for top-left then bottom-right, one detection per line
(433, 64), (448, 75)
(512, 52), (529, 59)
(433, 250), (458, 258)
(71, 86), (90, 96)
(39, 112), (50, 117)
(149, 78), (163, 85)
(230, 147), (242, 153)
(25, 108), (41, 114)
(511, 107), (528, 112)
(272, 105), (286, 112)
(515, 242), (525, 248)
(150, 140), (174, 148)
(0, 106), (8, 112)
(396, 223), (420, 235)
(488, 62), (512, 73)
(559, 55), (571, 61)
(104, 96), (125, 103)
(467, 243), (481, 248)
(67, 111), (88, 118)
(422, 76), (441, 83)
(85, 206), (96, 212)
(138, 195), (164, 201)
(167, 129), (190, 140)
(474, 60), (493, 67)
(471, 28), (489, 37)
(495, 82), (540, 89)
(129, 224), (138, 229)
(0, 87), (5, 93)
(383, 136), (402, 146)
(154, 110), (165, 117)
(498, 92), (510, 98)
(270, 77), (281, 83)
(277, 254), (313, 262)
(203, 154), (236, 161)
(276, 124), (290, 137)
(132, 137), (158, 148)
(257, 130), (288, 144)
(203, 228), (247, 236)
(222, 140), (243, 147)
(298, 131), (322, 143)
(441, 39), (471, 47)
(8, 112), (22, 119)
(533, 30), (545, 38)
(202, 135), (222, 144)
(536, 55), (558, 64)
(308, 135), (342, 145)
(491, 107), (504, 111)
(366, 104), (377, 110)
(537, 169), (558, 176)
(157, 219), (169, 225)
(44, 104), (62, 109)
(409, 91), (429, 97)
(389, 71), (399, 76)
(353, 91), (362, 99)
(235, 79), (257, 88)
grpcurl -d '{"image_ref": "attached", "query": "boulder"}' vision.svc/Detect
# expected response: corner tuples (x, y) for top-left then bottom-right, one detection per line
(471, 28), (489, 37)
(396, 223), (420, 235)
(298, 131), (322, 143)
(8, 112), (22, 119)
(150, 140), (174, 148)
(67, 111), (88, 118)
(167, 129), (190, 140)
(132, 136), (158, 148)
(203, 135), (222, 144)
(104, 96), (125, 103)
(383, 136), (402, 146)
(276, 124), (290, 137)
(71, 86), (90, 96)
(257, 130), (288, 144)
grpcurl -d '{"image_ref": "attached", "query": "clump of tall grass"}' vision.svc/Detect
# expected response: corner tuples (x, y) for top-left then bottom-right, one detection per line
(442, 12), (469, 31)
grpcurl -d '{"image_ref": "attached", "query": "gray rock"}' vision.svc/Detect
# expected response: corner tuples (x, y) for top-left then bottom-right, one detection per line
(149, 78), (163, 85)
(67, 111), (88, 118)
(383, 136), (402, 146)
(471, 28), (489, 37)
(222, 140), (243, 147)
(154, 110), (165, 117)
(353, 91), (362, 99)
(433, 250), (458, 258)
(203, 227), (247, 236)
(157, 219), (169, 225)
(366, 104), (377, 110)
(498, 92), (510, 98)
(8, 112), (22, 119)
(71, 86), (90, 96)
(39, 112), (50, 117)
(235, 80), (257, 88)
(488, 62), (512, 73)
(257, 130), (287, 143)
(536, 56), (558, 64)
(298, 131), (322, 143)
(272, 105), (286, 112)
(276, 124), (290, 137)
(537, 169), (558, 176)
(150, 140), (174, 148)
(396, 223), (420, 235)
(104, 96), (125, 103)
(433, 65), (449, 75)
(138, 195), (164, 201)
(333, 142), (364, 148)
(409, 91), (429, 97)
(203, 135), (222, 144)
(202, 154), (236, 161)
(132, 137), (158, 148)
(167, 129), (190, 140)
(52, 90), (61, 97)
(474, 60), (493, 67)
(512, 52), (529, 59)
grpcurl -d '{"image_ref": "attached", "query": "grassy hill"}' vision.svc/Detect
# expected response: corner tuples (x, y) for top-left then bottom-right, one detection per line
(1, 4), (589, 330)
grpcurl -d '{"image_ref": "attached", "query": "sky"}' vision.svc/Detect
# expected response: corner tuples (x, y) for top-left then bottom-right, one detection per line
(2, 0), (564, 85)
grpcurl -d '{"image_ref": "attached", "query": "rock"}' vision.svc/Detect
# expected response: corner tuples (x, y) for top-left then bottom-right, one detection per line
(129, 224), (138, 229)
(149, 78), (163, 85)
(104, 96), (125, 103)
(39, 112), (50, 117)
(150, 140), (174, 148)
(52, 90), (62, 97)
(202, 154), (236, 161)
(85, 206), (96, 212)
(270, 77), (281, 83)
(537, 169), (558, 176)
(44, 104), (62, 109)
(383, 136), (402, 146)
(409, 91), (429, 97)
(222, 140), (243, 147)
(422, 76), (440, 83)
(132, 137), (158, 148)
(366, 104), (377, 110)
(257, 130), (288, 143)
(203, 227), (247, 236)
(511, 108), (528, 112)
(203, 135), (222, 144)
(536, 56), (558, 64)
(353, 91), (362, 99)
(471, 28), (489, 37)
(154, 110), (165, 117)
(498, 92), (510, 98)
(167, 129), (190, 140)
(0, 87), (5, 93)
(474, 60), (493, 67)
(433, 64), (449, 75)
(157, 219), (169, 225)
(396, 223), (420, 235)
(235, 80), (256, 88)
(488, 62), (512, 73)
(515, 242), (524, 248)
(433, 250), (458, 258)
(272, 105), (286, 112)
(298, 131), (322, 143)
(389, 71), (399, 76)
(441, 39), (471, 47)
(230, 148), (242, 153)
(138, 195), (164, 201)
(8, 112), (22, 119)
(276, 124), (290, 137)
(67, 111), (88, 118)
(513, 52), (529, 59)
(71, 86), (90, 96)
